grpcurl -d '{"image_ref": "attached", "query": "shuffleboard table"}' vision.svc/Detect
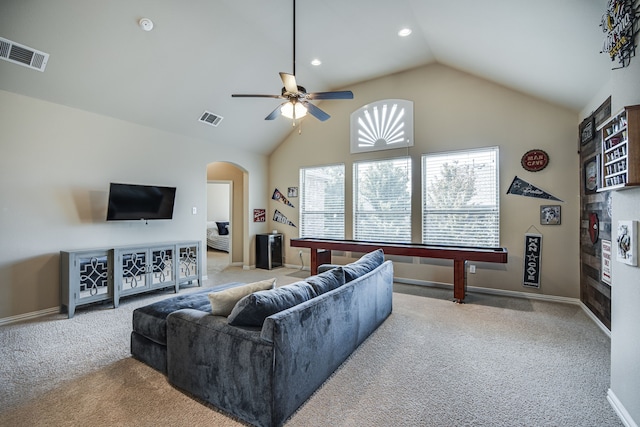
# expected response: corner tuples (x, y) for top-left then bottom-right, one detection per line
(290, 238), (508, 303)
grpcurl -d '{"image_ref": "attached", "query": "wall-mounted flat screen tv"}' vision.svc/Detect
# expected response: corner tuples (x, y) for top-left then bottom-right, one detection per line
(106, 183), (176, 221)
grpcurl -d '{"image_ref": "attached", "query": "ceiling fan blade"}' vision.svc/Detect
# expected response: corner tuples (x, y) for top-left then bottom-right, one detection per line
(265, 103), (285, 120)
(302, 101), (330, 121)
(307, 90), (354, 100)
(231, 94), (283, 98)
(280, 72), (299, 95)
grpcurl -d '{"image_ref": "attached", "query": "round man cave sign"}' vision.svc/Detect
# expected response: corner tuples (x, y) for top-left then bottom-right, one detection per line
(521, 149), (549, 172)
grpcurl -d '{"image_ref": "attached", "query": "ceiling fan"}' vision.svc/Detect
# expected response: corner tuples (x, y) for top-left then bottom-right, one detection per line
(231, 0), (354, 122)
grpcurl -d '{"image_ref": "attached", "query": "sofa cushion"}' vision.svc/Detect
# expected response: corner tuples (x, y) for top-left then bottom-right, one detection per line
(208, 278), (276, 316)
(305, 267), (345, 295)
(343, 249), (385, 282)
(132, 288), (214, 345)
(228, 281), (317, 326)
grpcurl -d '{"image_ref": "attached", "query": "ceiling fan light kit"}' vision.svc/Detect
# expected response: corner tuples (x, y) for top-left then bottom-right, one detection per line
(231, 0), (353, 123)
(281, 101), (307, 120)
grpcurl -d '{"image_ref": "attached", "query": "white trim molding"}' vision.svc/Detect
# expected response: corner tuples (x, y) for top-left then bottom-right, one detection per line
(608, 389), (638, 427)
(0, 306), (59, 326)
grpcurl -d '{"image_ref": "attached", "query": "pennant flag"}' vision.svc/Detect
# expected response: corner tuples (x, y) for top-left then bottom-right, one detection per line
(507, 176), (562, 201)
(523, 233), (542, 288)
(272, 188), (295, 208)
(273, 209), (296, 227)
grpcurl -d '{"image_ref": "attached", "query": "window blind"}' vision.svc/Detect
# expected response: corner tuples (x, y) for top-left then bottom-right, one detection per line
(422, 147), (499, 247)
(353, 157), (411, 242)
(299, 164), (345, 239)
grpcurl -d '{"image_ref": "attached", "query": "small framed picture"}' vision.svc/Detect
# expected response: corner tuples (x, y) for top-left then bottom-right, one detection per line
(287, 187), (298, 198)
(616, 220), (637, 266)
(253, 209), (266, 222)
(579, 115), (595, 145)
(540, 205), (561, 225)
(583, 157), (599, 194)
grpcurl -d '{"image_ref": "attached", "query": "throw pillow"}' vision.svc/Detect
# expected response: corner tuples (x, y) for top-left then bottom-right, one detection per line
(208, 278), (276, 316)
(228, 281), (317, 326)
(306, 267), (345, 295)
(216, 221), (230, 235)
(343, 249), (385, 282)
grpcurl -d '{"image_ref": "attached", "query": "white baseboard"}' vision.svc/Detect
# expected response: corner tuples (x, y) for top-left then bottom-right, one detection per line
(284, 264), (309, 271)
(394, 277), (580, 304)
(579, 301), (611, 338)
(608, 389), (638, 427)
(0, 306), (60, 326)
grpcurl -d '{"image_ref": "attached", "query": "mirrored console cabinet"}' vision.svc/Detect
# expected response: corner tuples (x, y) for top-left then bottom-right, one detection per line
(61, 240), (201, 318)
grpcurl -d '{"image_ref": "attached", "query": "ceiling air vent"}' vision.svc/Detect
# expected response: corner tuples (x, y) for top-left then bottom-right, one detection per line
(0, 37), (49, 72)
(199, 111), (223, 127)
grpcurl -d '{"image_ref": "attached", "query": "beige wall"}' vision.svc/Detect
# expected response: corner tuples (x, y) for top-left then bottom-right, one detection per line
(207, 163), (245, 264)
(0, 90), (269, 321)
(269, 63), (580, 298)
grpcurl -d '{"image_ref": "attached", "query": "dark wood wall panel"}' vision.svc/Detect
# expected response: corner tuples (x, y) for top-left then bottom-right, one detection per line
(579, 97), (612, 330)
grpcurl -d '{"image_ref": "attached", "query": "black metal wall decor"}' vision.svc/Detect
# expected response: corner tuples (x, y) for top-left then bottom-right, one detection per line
(600, 0), (640, 69)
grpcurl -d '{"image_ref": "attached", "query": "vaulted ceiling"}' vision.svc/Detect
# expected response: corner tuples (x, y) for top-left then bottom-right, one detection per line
(1, 0), (612, 155)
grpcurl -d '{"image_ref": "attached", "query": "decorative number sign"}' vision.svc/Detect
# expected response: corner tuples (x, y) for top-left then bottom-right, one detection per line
(521, 149), (549, 172)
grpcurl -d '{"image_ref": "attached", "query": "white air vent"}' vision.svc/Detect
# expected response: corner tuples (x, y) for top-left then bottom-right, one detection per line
(0, 37), (49, 72)
(199, 111), (223, 127)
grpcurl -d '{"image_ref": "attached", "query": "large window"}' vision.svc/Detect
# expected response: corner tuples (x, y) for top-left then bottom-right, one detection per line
(353, 157), (411, 242)
(422, 147), (499, 247)
(299, 164), (345, 239)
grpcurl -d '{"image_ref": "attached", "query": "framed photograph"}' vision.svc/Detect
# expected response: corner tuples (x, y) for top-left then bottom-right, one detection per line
(616, 220), (637, 266)
(540, 205), (561, 225)
(287, 187), (298, 198)
(583, 157), (599, 194)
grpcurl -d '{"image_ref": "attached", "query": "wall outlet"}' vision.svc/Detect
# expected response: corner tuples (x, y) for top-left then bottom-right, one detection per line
(192, 207), (197, 215)
(299, 250), (303, 256)
(469, 264), (476, 274)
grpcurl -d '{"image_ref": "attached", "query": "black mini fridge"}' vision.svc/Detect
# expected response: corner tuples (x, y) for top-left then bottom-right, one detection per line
(256, 233), (283, 269)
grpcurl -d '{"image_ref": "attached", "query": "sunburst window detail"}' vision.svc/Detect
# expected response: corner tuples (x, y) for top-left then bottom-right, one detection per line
(350, 99), (414, 153)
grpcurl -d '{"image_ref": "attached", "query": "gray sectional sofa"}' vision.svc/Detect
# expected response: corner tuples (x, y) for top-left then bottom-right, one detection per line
(131, 249), (393, 427)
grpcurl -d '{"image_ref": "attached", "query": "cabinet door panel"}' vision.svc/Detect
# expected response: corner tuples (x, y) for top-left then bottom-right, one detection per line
(177, 244), (199, 282)
(119, 250), (148, 292)
(77, 254), (110, 299)
(150, 247), (174, 285)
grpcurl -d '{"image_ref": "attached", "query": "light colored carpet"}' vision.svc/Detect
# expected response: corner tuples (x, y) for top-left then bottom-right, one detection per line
(207, 249), (231, 273)
(0, 268), (622, 426)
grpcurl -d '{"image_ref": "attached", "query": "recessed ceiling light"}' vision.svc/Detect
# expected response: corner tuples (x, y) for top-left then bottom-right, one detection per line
(311, 58), (322, 66)
(398, 28), (412, 37)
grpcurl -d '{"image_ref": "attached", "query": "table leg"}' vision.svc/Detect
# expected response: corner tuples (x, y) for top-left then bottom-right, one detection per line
(453, 259), (466, 303)
(310, 249), (319, 275)
(309, 249), (331, 275)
